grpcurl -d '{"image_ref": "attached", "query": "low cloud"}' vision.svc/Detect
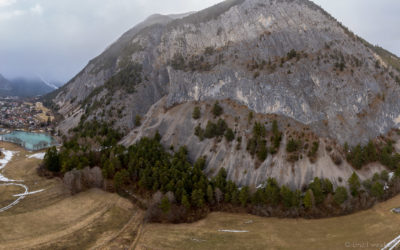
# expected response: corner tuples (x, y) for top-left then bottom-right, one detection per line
(0, 0), (399, 83)
(0, 2), (42, 20)
(0, 0), (16, 8)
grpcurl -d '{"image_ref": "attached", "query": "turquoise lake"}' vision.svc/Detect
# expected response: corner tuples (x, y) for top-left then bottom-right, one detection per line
(0, 131), (56, 151)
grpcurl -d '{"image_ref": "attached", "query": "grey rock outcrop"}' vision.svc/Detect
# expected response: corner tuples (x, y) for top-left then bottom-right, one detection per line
(121, 98), (385, 189)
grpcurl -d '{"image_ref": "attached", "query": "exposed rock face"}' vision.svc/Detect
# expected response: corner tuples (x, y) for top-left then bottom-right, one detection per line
(54, 0), (400, 145)
(63, 167), (103, 194)
(121, 98), (385, 189)
(53, 0), (400, 187)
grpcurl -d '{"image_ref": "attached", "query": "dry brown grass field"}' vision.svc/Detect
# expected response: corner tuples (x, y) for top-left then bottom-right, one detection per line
(1, 141), (400, 250)
(0, 142), (143, 250)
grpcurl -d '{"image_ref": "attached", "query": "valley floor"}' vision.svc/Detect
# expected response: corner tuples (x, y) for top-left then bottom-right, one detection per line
(1, 141), (400, 250)
(137, 198), (400, 250)
(0, 142), (143, 250)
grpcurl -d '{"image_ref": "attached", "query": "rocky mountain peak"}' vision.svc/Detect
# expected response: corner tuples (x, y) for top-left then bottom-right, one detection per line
(49, 0), (400, 188)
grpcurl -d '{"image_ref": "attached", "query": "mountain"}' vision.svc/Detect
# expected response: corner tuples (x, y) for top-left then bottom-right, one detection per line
(9, 77), (58, 97)
(0, 74), (12, 92)
(0, 75), (59, 97)
(49, 0), (400, 188)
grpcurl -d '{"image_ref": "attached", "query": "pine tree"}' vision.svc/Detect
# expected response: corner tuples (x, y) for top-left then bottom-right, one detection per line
(265, 178), (280, 205)
(371, 182), (384, 199)
(303, 189), (315, 209)
(181, 193), (190, 209)
(44, 146), (60, 172)
(191, 189), (205, 208)
(348, 172), (361, 197)
(333, 186), (348, 205)
(291, 190), (302, 208)
(113, 169), (129, 191)
(280, 185), (294, 208)
(215, 168), (227, 192)
(239, 186), (250, 207)
(309, 177), (324, 204)
(207, 185), (214, 204)
(257, 142), (268, 161)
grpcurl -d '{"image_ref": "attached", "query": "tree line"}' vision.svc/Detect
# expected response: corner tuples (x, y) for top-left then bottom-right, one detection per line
(43, 120), (398, 222)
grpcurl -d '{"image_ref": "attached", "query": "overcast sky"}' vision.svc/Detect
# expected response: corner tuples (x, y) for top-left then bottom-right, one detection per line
(0, 0), (399, 83)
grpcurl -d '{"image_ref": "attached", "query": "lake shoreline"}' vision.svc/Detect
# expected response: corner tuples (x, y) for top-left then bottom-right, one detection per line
(0, 130), (59, 151)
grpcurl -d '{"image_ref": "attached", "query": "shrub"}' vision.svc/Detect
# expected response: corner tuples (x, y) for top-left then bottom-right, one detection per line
(236, 136), (242, 150)
(287, 49), (297, 60)
(308, 141), (319, 158)
(200, 119), (230, 139)
(224, 128), (235, 142)
(216, 119), (227, 136)
(204, 47), (215, 56)
(248, 112), (254, 123)
(135, 115), (142, 127)
(253, 122), (266, 138)
(192, 106), (201, 119)
(194, 124), (204, 140)
(247, 123), (268, 162)
(286, 139), (301, 153)
(159, 196), (171, 213)
(212, 101), (223, 117)
(204, 121), (218, 138)
(334, 62), (346, 71)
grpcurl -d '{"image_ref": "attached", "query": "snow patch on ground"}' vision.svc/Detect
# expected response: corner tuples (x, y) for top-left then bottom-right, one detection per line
(218, 229), (249, 233)
(13, 189), (45, 197)
(0, 149), (19, 182)
(381, 234), (400, 250)
(28, 152), (45, 160)
(0, 183), (28, 212)
(0, 148), (45, 213)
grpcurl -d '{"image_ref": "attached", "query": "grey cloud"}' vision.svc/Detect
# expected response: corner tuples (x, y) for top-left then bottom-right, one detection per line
(0, 0), (399, 83)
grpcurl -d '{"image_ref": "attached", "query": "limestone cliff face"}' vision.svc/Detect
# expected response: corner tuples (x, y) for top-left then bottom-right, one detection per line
(54, 0), (400, 144)
(52, 0), (400, 187)
(120, 98), (386, 189)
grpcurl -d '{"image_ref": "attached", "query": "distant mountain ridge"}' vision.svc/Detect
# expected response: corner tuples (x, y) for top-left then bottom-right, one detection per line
(0, 74), (12, 92)
(0, 74), (60, 97)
